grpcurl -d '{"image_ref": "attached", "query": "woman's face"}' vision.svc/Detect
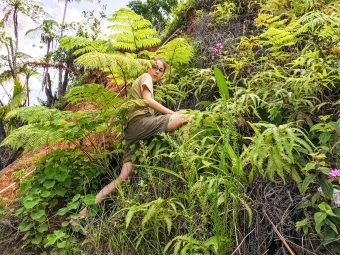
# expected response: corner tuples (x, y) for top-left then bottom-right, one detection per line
(147, 59), (165, 82)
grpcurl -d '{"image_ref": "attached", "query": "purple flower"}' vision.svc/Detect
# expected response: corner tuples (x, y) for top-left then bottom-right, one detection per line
(328, 168), (340, 178)
(212, 56), (215, 60)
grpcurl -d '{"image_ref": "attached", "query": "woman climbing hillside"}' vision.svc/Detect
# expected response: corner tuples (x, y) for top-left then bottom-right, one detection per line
(79, 58), (192, 219)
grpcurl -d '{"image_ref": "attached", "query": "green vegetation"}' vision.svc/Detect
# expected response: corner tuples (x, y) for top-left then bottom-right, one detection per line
(1, 0), (340, 254)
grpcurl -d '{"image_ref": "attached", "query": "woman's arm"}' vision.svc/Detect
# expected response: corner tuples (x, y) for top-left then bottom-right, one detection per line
(142, 85), (175, 114)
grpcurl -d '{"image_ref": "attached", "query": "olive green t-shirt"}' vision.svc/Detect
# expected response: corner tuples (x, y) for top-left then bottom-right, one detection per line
(127, 73), (154, 122)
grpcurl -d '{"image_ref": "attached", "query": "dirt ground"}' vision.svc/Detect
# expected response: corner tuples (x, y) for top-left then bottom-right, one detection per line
(0, 149), (50, 206)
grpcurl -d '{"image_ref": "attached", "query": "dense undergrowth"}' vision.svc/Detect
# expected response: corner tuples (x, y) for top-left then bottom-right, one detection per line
(1, 0), (340, 254)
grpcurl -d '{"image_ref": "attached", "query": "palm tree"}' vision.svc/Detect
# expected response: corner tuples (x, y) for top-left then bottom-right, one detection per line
(0, 0), (48, 79)
(26, 19), (60, 106)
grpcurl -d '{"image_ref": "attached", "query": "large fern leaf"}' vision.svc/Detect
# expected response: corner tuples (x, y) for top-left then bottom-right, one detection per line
(107, 8), (160, 52)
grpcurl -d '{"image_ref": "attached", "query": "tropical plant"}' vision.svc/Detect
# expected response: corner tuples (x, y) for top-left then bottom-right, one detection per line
(127, 0), (178, 34)
(241, 122), (315, 186)
(108, 8), (160, 54)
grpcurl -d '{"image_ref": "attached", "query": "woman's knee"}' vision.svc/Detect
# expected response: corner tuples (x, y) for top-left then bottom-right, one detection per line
(119, 162), (134, 180)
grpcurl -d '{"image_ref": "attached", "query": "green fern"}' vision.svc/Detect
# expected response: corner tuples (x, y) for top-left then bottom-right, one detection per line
(156, 38), (194, 69)
(108, 8), (160, 52)
(294, 11), (340, 34)
(242, 122), (315, 183)
(154, 83), (186, 109)
(75, 52), (153, 83)
(59, 36), (113, 55)
(261, 27), (298, 50)
(1, 84), (142, 151)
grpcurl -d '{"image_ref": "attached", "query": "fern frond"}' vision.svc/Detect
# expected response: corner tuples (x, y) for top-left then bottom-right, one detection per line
(59, 36), (110, 55)
(164, 214), (172, 234)
(156, 38), (194, 69)
(261, 27), (298, 49)
(5, 106), (70, 124)
(65, 84), (120, 110)
(75, 52), (152, 81)
(141, 198), (164, 228)
(108, 8), (160, 52)
(295, 11), (340, 34)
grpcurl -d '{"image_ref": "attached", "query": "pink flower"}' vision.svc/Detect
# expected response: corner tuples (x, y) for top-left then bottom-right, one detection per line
(328, 168), (340, 178)
(212, 56), (215, 60)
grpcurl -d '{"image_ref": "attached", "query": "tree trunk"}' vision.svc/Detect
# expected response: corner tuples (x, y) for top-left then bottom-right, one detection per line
(57, 0), (69, 98)
(45, 73), (55, 107)
(0, 122), (16, 170)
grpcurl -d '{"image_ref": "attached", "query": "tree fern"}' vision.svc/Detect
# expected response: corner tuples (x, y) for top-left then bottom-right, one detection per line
(107, 8), (160, 52)
(156, 37), (194, 71)
(1, 84), (143, 151)
(59, 36), (112, 55)
(65, 83), (121, 111)
(75, 52), (153, 83)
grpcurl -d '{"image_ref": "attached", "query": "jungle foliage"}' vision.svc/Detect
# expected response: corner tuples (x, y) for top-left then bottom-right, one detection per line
(1, 0), (340, 254)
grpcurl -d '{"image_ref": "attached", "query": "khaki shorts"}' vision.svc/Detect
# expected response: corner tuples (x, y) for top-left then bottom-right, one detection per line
(123, 112), (171, 163)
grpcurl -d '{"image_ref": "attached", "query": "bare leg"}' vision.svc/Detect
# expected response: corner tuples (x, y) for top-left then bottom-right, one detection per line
(80, 161), (134, 219)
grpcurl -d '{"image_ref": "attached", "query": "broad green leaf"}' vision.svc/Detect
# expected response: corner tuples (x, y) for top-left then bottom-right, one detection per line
(55, 188), (67, 197)
(38, 223), (49, 233)
(62, 221), (69, 227)
(302, 162), (315, 171)
(295, 218), (308, 231)
(55, 172), (68, 182)
(31, 234), (42, 245)
(20, 182), (32, 191)
(23, 198), (41, 209)
(71, 194), (81, 202)
(302, 174), (316, 193)
(321, 229), (338, 245)
(18, 221), (33, 232)
(57, 240), (67, 248)
(319, 132), (331, 144)
(30, 210), (46, 220)
(45, 234), (57, 247)
(43, 180), (55, 189)
(325, 122), (339, 131)
(319, 178), (334, 199)
(44, 164), (55, 179)
(53, 230), (66, 239)
(15, 207), (25, 216)
(319, 167), (330, 175)
(325, 219), (338, 234)
(314, 212), (327, 234)
(41, 191), (51, 198)
(213, 66), (230, 100)
(84, 194), (96, 205)
(57, 207), (69, 216)
(58, 164), (68, 172)
(67, 201), (79, 210)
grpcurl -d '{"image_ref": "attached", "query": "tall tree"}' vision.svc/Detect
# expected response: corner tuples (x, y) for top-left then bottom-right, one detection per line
(0, 0), (48, 169)
(0, 0), (48, 79)
(26, 19), (60, 106)
(127, 0), (178, 34)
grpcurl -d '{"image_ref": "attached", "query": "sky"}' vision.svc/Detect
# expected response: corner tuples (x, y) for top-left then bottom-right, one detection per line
(0, 0), (131, 105)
